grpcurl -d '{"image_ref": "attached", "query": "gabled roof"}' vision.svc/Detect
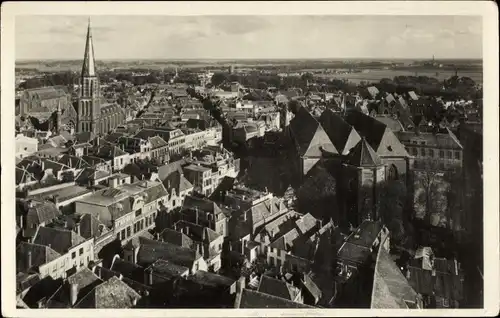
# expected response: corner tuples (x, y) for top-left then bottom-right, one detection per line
(16, 242), (61, 273)
(95, 144), (128, 160)
(295, 213), (318, 236)
(258, 275), (300, 301)
(346, 137), (383, 167)
(110, 258), (145, 282)
(25, 200), (62, 225)
(188, 270), (236, 288)
(318, 109), (361, 155)
(75, 276), (140, 308)
(137, 237), (201, 268)
(58, 155), (91, 170)
(345, 111), (409, 157)
(160, 228), (196, 250)
(49, 268), (102, 308)
(148, 135), (168, 149)
(289, 107), (338, 157)
(33, 226), (86, 255)
(371, 246), (418, 309)
(182, 195), (223, 216)
(147, 259), (189, 279)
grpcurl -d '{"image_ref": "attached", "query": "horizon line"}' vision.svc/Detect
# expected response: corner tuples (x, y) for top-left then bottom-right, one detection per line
(16, 57), (483, 62)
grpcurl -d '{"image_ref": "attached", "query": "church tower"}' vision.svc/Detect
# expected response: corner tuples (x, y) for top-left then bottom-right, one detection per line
(77, 18), (101, 134)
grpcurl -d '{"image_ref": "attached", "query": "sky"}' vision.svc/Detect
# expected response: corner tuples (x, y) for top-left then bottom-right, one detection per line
(15, 15), (483, 60)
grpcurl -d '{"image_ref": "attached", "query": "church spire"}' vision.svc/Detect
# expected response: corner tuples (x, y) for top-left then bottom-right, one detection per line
(82, 17), (96, 77)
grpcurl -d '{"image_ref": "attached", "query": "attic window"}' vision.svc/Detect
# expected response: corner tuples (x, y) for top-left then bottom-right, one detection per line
(387, 146), (393, 151)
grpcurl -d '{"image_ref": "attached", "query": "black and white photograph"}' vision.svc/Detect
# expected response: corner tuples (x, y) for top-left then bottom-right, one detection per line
(1, 1), (498, 316)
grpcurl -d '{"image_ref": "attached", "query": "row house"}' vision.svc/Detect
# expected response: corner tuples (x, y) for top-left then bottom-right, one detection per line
(182, 128), (207, 151)
(124, 236), (209, 275)
(167, 219), (225, 272)
(17, 225), (95, 280)
(396, 128), (463, 172)
(92, 143), (131, 172)
(135, 127), (187, 156)
(116, 136), (153, 162)
(148, 136), (170, 164)
(180, 195), (229, 238)
(74, 180), (169, 247)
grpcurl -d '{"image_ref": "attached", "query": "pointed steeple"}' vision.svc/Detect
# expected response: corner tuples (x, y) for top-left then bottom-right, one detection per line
(82, 17), (97, 77)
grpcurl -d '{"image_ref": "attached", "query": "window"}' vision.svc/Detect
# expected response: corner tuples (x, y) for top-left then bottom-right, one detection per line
(420, 148), (425, 156)
(439, 150), (444, 158)
(135, 209), (142, 217)
(127, 227), (131, 237)
(420, 141), (425, 145)
(429, 149), (434, 157)
(412, 148), (418, 156)
(79, 248), (84, 256)
(439, 162), (445, 170)
(71, 251), (76, 259)
(117, 233), (121, 240)
(121, 229), (125, 239)
(447, 151), (452, 159)
(133, 223), (137, 233)
(455, 151), (460, 160)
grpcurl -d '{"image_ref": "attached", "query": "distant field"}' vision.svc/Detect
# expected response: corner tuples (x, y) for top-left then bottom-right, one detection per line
(316, 69), (483, 84)
(16, 61), (483, 84)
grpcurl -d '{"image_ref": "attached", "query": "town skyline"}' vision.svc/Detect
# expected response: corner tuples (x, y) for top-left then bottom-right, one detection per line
(16, 15), (482, 60)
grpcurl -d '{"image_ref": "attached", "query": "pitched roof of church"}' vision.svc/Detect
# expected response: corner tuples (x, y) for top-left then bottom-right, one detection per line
(318, 109), (361, 155)
(82, 19), (97, 77)
(346, 137), (382, 167)
(289, 106), (338, 157)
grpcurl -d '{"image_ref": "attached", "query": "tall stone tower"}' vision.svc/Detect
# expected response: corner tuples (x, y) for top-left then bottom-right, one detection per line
(77, 18), (100, 134)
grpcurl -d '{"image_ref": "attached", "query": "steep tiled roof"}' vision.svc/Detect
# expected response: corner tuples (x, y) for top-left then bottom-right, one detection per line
(110, 258), (145, 282)
(182, 195), (222, 216)
(149, 135), (168, 149)
(345, 111), (409, 157)
(258, 275), (300, 301)
(58, 155), (91, 170)
(374, 116), (405, 132)
(16, 242), (61, 273)
(148, 259), (189, 279)
(371, 246), (418, 309)
(78, 213), (109, 239)
(75, 276), (141, 308)
(289, 107), (338, 157)
(33, 226), (86, 255)
(189, 270), (235, 288)
(235, 288), (313, 308)
(47, 268), (102, 308)
(163, 169), (193, 195)
(160, 228), (196, 250)
(318, 109), (361, 155)
(346, 137), (383, 167)
(295, 213), (318, 235)
(16, 167), (36, 184)
(95, 144), (128, 160)
(137, 237), (201, 268)
(26, 200), (62, 225)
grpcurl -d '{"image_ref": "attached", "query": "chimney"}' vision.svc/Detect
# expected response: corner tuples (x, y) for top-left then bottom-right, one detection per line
(70, 283), (78, 306)
(75, 222), (81, 236)
(27, 250), (32, 269)
(454, 258), (459, 276)
(185, 226), (190, 236)
(132, 297), (138, 307)
(236, 276), (246, 293)
(145, 268), (153, 286)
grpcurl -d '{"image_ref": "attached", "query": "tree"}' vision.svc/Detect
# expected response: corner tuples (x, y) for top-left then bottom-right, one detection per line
(211, 72), (228, 87)
(413, 160), (449, 226)
(376, 179), (408, 245)
(295, 164), (338, 222)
